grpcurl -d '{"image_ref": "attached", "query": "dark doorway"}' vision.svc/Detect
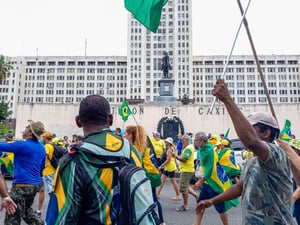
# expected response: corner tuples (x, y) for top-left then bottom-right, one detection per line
(157, 116), (184, 142)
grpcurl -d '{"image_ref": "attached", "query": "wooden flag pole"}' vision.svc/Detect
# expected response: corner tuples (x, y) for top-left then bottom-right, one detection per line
(236, 0), (280, 129)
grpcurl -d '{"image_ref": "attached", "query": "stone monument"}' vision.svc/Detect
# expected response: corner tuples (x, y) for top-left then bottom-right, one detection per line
(157, 51), (177, 102)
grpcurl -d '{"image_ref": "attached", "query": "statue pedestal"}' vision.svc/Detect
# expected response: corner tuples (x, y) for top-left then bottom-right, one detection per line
(157, 78), (177, 102)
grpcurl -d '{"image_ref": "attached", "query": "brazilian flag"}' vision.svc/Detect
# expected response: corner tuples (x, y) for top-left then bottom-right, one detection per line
(0, 152), (14, 175)
(218, 148), (241, 177)
(119, 100), (132, 122)
(281, 119), (292, 141)
(200, 143), (239, 210)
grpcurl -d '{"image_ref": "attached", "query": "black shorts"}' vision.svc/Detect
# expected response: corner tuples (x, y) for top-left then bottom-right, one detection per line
(163, 170), (176, 178)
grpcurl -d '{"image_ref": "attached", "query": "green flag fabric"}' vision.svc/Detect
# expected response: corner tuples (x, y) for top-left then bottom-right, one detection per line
(224, 128), (230, 138)
(199, 143), (239, 211)
(281, 119), (292, 141)
(119, 100), (132, 122)
(124, 0), (168, 33)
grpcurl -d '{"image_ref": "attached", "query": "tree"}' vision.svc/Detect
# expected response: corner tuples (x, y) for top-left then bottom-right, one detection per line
(0, 101), (12, 122)
(0, 125), (13, 139)
(0, 55), (12, 82)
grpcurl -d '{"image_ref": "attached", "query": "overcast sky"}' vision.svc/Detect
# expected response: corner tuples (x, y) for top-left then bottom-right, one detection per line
(1, 0), (300, 57)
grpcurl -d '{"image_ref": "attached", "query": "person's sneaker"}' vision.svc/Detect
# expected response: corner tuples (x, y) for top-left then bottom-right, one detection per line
(34, 210), (42, 217)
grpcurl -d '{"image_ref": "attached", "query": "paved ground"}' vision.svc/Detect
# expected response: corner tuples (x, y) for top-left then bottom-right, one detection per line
(0, 178), (243, 225)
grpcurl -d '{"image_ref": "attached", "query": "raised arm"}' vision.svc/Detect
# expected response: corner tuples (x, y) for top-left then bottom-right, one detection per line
(213, 79), (270, 160)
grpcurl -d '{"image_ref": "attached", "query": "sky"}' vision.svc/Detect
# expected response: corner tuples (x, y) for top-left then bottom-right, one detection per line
(1, 0), (300, 57)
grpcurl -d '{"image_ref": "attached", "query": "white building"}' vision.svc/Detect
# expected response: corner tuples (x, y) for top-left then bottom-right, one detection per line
(126, 0), (193, 101)
(0, 0), (299, 130)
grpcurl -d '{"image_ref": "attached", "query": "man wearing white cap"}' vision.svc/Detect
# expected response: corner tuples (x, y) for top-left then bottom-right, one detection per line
(195, 79), (294, 225)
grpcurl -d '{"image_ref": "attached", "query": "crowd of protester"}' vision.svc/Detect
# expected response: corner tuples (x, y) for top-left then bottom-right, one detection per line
(0, 79), (299, 225)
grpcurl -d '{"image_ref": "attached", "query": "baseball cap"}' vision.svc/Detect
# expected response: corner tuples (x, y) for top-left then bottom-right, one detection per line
(210, 135), (219, 140)
(28, 120), (45, 140)
(221, 139), (230, 146)
(248, 112), (279, 130)
(43, 131), (53, 139)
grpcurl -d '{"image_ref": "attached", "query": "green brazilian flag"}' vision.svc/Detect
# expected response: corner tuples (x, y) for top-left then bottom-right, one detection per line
(200, 143), (239, 210)
(124, 0), (168, 33)
(281, 119), (292, 141)
(119, 100), (132, 122)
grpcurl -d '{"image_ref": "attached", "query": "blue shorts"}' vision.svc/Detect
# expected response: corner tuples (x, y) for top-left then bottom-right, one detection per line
(42, 173), (55, 194)
(197, 183), (226, 214)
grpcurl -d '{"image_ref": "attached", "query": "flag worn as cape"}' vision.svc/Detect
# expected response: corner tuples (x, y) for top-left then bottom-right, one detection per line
(281, 119), (292, 141)
(124, 0), (168, 33)
(218, 148), (241, 177)
(119, 100), (132, 122)
(200, 143), (239, 210)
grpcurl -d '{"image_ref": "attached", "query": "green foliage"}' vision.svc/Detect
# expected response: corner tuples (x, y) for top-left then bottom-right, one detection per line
(0, 54), (13, 82)
(0, 101), (12, 122)
(0, 125), (14, 139)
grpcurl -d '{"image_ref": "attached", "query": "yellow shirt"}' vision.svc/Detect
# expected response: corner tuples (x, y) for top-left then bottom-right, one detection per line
(179, 144), (195, 172)
(150, 137), (166, 158)
(43, 143), (56, 176)
(164, 147), (177, 172)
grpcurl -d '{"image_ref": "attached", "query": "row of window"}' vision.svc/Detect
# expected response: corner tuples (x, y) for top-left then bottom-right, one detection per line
(24, 96), (125, 104)
(193, 60), (298, 65)
(26, 68), (126, 74)
(26, 61), (126, 67)
(193, 67), (299, 73)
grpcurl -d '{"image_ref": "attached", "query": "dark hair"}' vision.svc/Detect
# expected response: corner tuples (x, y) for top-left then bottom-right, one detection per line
(79, 95), (111, 125)
(255, 122), (279, 141)
(116, 127), (121, 133)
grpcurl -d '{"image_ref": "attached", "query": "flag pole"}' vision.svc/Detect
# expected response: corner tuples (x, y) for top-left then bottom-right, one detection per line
(131, 112), (139, 126)
(208, 0), (251, 114)
(236, 0), (280, 130)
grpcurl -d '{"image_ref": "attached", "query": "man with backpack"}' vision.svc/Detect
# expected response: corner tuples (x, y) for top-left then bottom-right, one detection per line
(46, 95), (144, 225)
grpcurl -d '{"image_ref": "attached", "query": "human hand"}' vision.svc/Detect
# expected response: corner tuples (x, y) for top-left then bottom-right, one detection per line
(1, 198), (17, 215)
(212, 79), (230, 102)
(195, 199), (213, 213)
(277, 139), (291, 151)
(193, 183), (200, 190)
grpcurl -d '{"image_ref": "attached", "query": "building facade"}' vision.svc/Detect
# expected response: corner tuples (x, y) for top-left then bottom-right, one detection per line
(0, 0), (299, 129)
(126, 0), (193, 101)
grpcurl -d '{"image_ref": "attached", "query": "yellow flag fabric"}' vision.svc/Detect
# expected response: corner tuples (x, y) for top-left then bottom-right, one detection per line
(0, 152), (14, 175)
(218, 148), (241, 177)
